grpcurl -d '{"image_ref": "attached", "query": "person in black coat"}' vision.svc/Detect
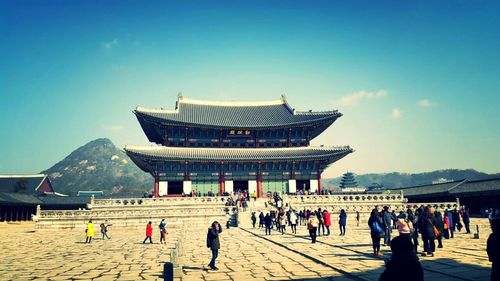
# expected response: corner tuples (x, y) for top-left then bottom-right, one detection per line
(258, 212), (264, 228)
(382, 206), (393, 246)
(421, 207), (437, 256)
(462, 207), (471, 234)
(206, 221), (222, 270)
(488, 217), (500, 281)
(435, 211), (444, 248)
(251, 212), (257, 228)
(264, 213), (272, 235)
(379, 235), (424, 281)
(452, 209), (462, 232)
(368, 208), (384, 256)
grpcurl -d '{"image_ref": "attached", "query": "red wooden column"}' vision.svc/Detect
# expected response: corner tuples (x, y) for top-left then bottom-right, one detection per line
(317, 170), (322, 195)
(219, 162), (225, 195)
(153, 174), (159, 198)
(256, 161), (263, 198)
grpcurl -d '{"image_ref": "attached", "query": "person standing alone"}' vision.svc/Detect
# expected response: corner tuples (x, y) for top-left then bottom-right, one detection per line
(207, 221), (222, 270)
(143, 221), (153, 244)
(339, 209), (347, 236)
(159, 219), (167, 244)
(85, 220), (94, 243)
(308, 212), (319, 243)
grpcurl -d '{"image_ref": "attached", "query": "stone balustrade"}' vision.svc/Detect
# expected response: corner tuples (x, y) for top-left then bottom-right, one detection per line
(90, 196), (229, 208)
(284, 193), (405, 204)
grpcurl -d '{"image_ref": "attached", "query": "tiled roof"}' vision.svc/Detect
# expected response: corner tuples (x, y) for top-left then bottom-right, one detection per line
(124, 145), (353, 162)
(0, 192), (42, 205)
(0, 174), (48, 194)
(450, 178), (500, 194)
(394, 179), (467, 197)
(134, 96), (341, 128)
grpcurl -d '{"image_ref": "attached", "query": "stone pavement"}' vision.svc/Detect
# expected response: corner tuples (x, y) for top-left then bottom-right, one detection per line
(0, 218), (493, 281)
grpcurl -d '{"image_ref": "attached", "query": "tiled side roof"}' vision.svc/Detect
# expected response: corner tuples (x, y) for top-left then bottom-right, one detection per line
(450, 178), (500, 194)
(394, 179), (467, 197)
(0, 192), (43, 205)
(0, 174), (47, 194)
(135, 97), (341, 128)
(124, 145), (353, 162)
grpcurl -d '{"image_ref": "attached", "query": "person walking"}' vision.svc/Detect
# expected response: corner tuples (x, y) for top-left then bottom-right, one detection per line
(445, 210), (455, 238)
(339, 209), (347, 236)
(323, 210), (332, 236)
(408, 207), (419, 253)
(379, 235), (424, 281)
(100, 220), (111, 240)
(435, 211), (444, 248)
(85, 220), (94, 243)
(382, 206), (392, 246)
(308, 212), (319, 243)
(290, 210), (298, 234)
(159, 219), (167, 244)
(264, 213), (272, 235)
(421, 208), (437, 257)
(368, 208), (384, 256)
(226, 213), (231, 229)
(259, 212), (265, 228)
(207, 221), (222, 270)
(443, 210), (451, 239)
(317, 208), (325, 236)
(279, 213), (287, 235)
(462, 207), (471, 234)
(143, 221), (153, 244)
(251, 212), (257, 228)
(356, 211), (360, 227)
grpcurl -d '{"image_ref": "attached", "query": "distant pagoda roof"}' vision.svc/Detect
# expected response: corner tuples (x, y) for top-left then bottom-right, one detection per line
(340, 172), (358, 188)
(125, 145), (353, 162)
(134, 95), (341, 129)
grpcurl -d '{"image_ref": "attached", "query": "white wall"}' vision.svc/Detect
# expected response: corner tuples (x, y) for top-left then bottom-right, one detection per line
(310, 179), (318, 193)
(183, 181), (192, 194)
(225, 180), (234, 193)
(248, 180), (257, 194)
(288, 179), (297, 193)
(159, 181), (168, 196)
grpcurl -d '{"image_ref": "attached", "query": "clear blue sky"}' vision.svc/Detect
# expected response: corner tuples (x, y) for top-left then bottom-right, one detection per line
(1, 0), (499, 178)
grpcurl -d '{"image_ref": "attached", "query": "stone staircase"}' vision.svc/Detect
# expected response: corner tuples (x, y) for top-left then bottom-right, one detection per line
(35, 196), (230, 230)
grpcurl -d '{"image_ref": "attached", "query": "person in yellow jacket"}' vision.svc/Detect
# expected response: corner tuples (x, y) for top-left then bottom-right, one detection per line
(85, 220), (94, 243)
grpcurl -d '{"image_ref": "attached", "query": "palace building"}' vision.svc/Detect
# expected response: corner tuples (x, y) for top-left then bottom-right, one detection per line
(125, 95), (353, 197)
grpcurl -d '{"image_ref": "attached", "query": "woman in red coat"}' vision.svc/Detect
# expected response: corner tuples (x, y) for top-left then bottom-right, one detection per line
(143, 221), (153, 244)
(323, 210), (332, 236)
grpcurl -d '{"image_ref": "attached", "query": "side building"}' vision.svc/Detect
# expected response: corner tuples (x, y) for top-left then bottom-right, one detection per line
(125, 95), (353, 197)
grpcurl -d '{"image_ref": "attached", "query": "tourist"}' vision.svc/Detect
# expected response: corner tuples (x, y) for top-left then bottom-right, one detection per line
(462, 207), (471, 234)
(356, 211), (360, 227)
(290, 210), (298, 234)
(435, 211), (444, 248)
(279, 212), (287, 234)
(452, 209), (462, 232)
(206, 221), (222, 270)
(307, 212), (319, 243)
(264, 213), (272, 235)
(421, 207), (437, 257)
(251, 212), (257, 228)
(338, 209), (346, 236)
(395, 212), (412, 239)
(143, 221), (153, 244)
(259, 211), (264, 228)
(159, 219), (167, 244)
(382, 206), (393, 246)
(379, 235), (424, 281)
(100, 220), (111, 240)
(317, 208), (325, 236)
(368, 208), (384, 256)
(407, 206), (419, 253)
(323, 209), (331, 236)
(487, 216), (500, 281)
(85, 220), (94, 243)
(226, 213), (231, 229)
(445, 209), (455, 238)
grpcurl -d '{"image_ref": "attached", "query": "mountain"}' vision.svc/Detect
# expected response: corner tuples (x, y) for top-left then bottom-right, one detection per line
(323, 169), (496, 190)
(42, 138), (152, 196)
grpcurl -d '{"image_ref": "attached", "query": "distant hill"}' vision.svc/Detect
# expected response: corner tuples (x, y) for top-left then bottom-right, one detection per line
(323, 169), (496, 190)
(42, 138), (152, 196)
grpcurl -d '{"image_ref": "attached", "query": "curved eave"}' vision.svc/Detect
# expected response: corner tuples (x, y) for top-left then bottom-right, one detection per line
(125, 145), (353, 162)
(134, 109), (342, 130)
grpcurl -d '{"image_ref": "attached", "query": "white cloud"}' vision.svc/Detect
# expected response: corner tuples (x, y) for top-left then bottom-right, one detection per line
(417, 99), (436, 108)
(103, 124), (124, 134)
(391, 108), (402, 119)
(334, 89), (388, 106)
(102, 38), (119, 50)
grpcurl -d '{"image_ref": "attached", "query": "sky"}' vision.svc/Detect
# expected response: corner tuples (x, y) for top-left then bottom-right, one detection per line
(1, 0), (499, 178)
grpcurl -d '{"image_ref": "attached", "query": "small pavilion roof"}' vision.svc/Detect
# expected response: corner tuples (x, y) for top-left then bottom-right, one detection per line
(134, 95), (341, 129)
(124, 145), (353, 162)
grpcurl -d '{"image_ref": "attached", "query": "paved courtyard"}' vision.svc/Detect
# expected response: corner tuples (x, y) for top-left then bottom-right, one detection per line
(0, 218), (493, 281)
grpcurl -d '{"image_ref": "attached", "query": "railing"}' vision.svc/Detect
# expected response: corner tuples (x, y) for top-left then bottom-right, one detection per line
(38, 207), (226, 219)
(284, 193), (405, 204)
(91, 196), (230, 207)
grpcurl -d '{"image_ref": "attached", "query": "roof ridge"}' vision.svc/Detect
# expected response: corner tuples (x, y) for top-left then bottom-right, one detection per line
(446, 178), (468, 192)
(124, 145), (352, 152)
(179, 96), (286, 107)
(0, 174), (46, 178)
